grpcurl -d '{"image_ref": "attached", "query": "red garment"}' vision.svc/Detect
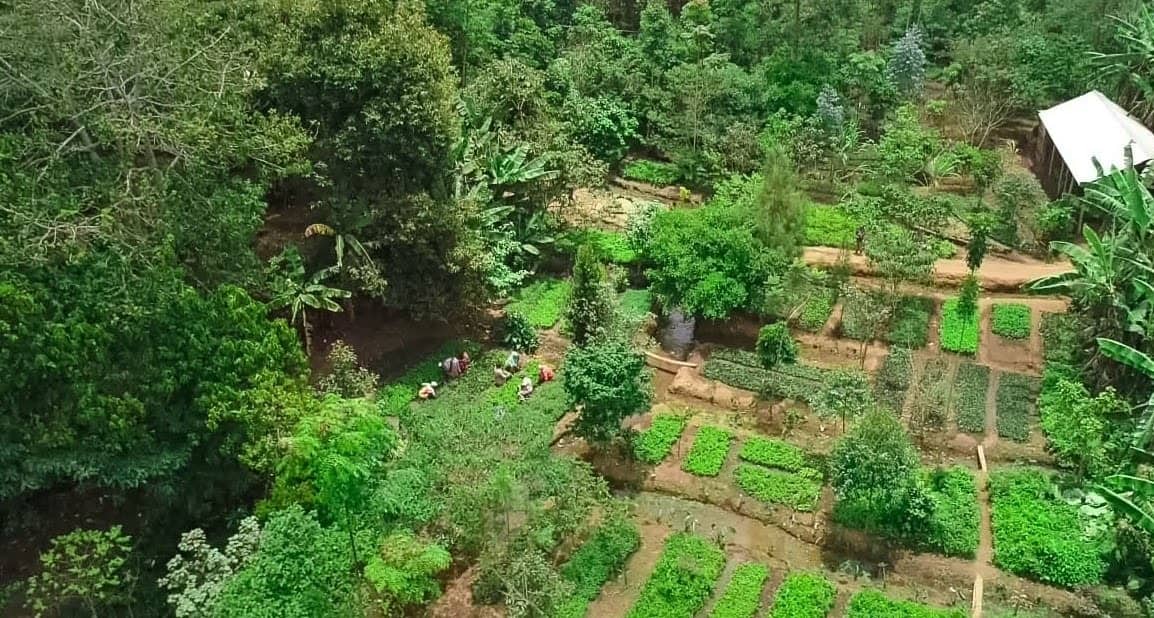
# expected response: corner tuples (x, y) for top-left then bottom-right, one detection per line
(539, 365), (555, 383)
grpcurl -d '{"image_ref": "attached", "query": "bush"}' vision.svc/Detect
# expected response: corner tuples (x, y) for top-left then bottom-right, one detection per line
(846, 589), (965, 617)
(939, 298), (979, 355)
(507, 279), (571, 329)
(735, 464), (823, 511)
(633, 414), (689, 464)
(996, 373), (1037, 442)
(989, 469), (1107, 587)
(876, 347), (913, 412)
(953, 363), (989, 434)
(566, 339), (653, 443)
(804, 204), (857, 248)
(623, 159), (682, 186)
(556, 518), (641, 618)
(796, 288), (836, 332)
(683, 426), (734, 477)
(840, 288), (886, 341)
(566, 244), (616, 345)
(768, 572), (836, 618)
(756, 323), (798, 368)
(887, 296), (933, 348)
(909, 358), (950, 432)
(502, 312), (540, 353)
(708, 563), (768, 618)
(739, 437), (806, 472)
(627, 534), (725, 618)
(992, 303), (1031, 339)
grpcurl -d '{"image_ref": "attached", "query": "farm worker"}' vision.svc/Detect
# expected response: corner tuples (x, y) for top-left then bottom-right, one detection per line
(855, 226), (866, 255)
(442, 356), (461, 379)
(538, 364), (555, 383)
(494, 366), (512, 386)
(418, 381), (438, 400)
(504, 350), (522, 373)
(518, 376), (534, 401)
(459, 351), (471, 374)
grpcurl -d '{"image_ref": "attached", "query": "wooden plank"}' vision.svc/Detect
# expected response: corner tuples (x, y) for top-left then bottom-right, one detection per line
(977, 444), (987, 474)
(972, 574), (984, 618)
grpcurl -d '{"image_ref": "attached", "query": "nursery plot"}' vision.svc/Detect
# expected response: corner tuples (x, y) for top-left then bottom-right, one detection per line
(734, 464), (822, 511)
(738, 436), (806, 471)
(939, 298), (979, 355)
(875, 346), (913, 412)
(703, 348), (830, 404)
(627, 533), (726, 618)
(795, 288), (837, 332)
(951, 362), (989, 434)
(707, 563), (769, 618)
(992, 303), (1031, 340)
(633, 413), (689, 464)
(996, 372), (1039, 442)
(909, 357), (951, 432)
(846, 589), (966, 617)
(557, 519), (641, 618)
(682, 426), (734, 477)
(887, 296), (934, 348)
(768, 572), (836, 618)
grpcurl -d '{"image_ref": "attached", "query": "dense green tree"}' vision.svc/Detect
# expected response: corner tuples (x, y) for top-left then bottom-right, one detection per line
(564, 339), (653, 444)
(830, 408), (929, 530)
(751, 148), (807, 258)
(566, 245), (616, 345)
(756, 323), (799, 369)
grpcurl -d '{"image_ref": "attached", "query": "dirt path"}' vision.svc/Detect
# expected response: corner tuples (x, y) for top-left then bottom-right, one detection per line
(803, 247), (1071, 292)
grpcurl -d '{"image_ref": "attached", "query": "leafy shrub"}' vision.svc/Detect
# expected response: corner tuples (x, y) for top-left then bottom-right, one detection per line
(989, 469), (1107, 587)
(846, 589), (965, 617)
(768, 572), (836, 618)
(507, 278), (571, 329)
(566, 339), (652, 443)
(735, 464), (823, 511)
(939, 298), (979, 355)
(623, 159), (682, 186)
(840, 288), (886, 341)
(502, 311), (540, 353)
(556, 518), (641, 618)
(566, 244), (616, 345)
(756, 323), (798, 368)
(1039, 379), (1129, 479)
(887, 296), (933, 348)
(627, 534), (725, 618)
(364, 532), (451, 613)
(739, 437), (806, 472)
(804, 204), (857, 248)
(876, 347), (913, 412)
(626, 201), (666, 255)
(953, 363), (989, 434)
(708, 563), (768, 618)
(996, 373), (1037, 442)
(683, 426), (734, 477)
(25, 526), (136, 617)
(634, 414), (689, 464)
(796, 288), (836, 332)
(992, 303), (1031, 340)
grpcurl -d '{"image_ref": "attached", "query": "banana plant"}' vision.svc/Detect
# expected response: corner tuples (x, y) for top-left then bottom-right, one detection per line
(269, 250), (350, 354)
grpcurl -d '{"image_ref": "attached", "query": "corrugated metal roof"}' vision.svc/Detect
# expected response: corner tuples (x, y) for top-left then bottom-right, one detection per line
(1037, 90), (1154, 184)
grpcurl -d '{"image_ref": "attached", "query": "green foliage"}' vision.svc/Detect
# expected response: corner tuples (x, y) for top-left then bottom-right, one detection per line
(561, 229), (639, 266)
(364, 532), (452, 613)
(708, 563), (768, 618)
(876, 347), (914, 412)
(756, 323), (799, 369)
(735, 464), (823, 511)
(876, 105), (941, 183)
(563, 95), (638, 163)
(626, 533), (726, 618)
(768, 572), (836, 618)
(996, 373), (1039, 442)
(956, 274), (979, 319)
(989, 469), (1108, 587)
(739, 437), (806, 472)
(887, 296), (933, 348)
(702, 349), (831, 405)
(953, 363), (990, 434)
(317, 340), (379, 399)
(507, 278), (572, 329)
(682, 426), (735, 477)
(376, 341), (482, 417)
(503, 311), (541, 353)
(813, 369), (874, 425)
(752, 147), (807, 259)
(992, 303), (1031, 340)
(556, 518), (641, 618)
(796, 288), (837, 332)
(567, 244), (616, 345)
(565, 339), (652, 444)
(830, 408), (921, 514)
(623, 160), (682, 186)
(626, 202), (667, 256)
(846, 589), (965, 617)
(617, 289), (655, 327)
(909, 358), (952, 434)
(1039, 379), (1130, 479)
(939, 298), (980, 355)
(888, 26), (927, 97)
(840, 287), (887, 341)
(804, 204), (859, 248)
(634, 414), (689, 464)
(160, 518), (262, 618)
(25, 527), (135, 617)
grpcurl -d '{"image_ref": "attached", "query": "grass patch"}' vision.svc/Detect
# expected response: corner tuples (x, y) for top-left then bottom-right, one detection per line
(735, 464), (823, 511)
(952, 362), (989, 434)
(683, 426), (734, 477)
(507, 278), (571, 329)
(989, 468), (1107, 587)
(768, 572), (836, 618)
(996, 372), (1037, 442)
(708, 563), (769, 618)
(887, 296), (933, 348)
(622, 159), (681, 186)
(992, 303), (1031, 339)
(804, 204), (857, 248)
(627, 533), (726, 618)
(939, 298), (979, 355)
(633, 414), (689, 464)
(618, 289), (653, 324)
(556, 518), (641, 618)
(739, 436), (805, 472)
(876, 347), (913, 412)
(847, 589), (965, 617)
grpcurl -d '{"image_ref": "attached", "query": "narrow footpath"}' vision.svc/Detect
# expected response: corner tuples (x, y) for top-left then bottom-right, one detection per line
(802, 247), (1071, 292)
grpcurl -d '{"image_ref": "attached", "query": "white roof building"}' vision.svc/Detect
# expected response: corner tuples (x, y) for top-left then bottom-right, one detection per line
(1036, 91), (1154, 190)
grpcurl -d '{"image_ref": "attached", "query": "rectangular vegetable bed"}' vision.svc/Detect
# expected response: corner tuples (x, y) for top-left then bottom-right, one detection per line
(995, 372), (1038, 442)
(682, 426), (734, 477)
(846, 589), (965, 617)
(992, 303), (1031, 339)
(556, 518), (641, 618)
(952, 362), (989, 434)
(938, 298), (979, 355)
(734, 464), (822, 511)
(627, 533), (726, 618)
(633, 414), (689, 464)
(708, 563), (769, 618)
(768, 572), (836, 618)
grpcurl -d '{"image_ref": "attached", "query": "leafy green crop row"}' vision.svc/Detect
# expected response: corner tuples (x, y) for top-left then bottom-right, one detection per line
(876, 347), (913, 412)
(952, 362), (989, 434)
(910, 357), (951, 431)
(796, 288), (836, 332)
(708, 563), (768, 618)
(804, 204), (857, 249)
(846, 589), (965, 617)
(633, 414), (688, 463)
(622, 159), (681, 186)
(989, 468), (1107, 587)
(703, 348), (829, 404)
(887, 296), (933, 349)
(734, 464), (822, 511)
(996, 372), (1038, 442)
(627, 533), (725, 618)
(939, 298), (979, 355)
(565, 229), (638, 265)
(557, 518), (641, 618)
(739, 437), (806, 472)
(991, 303), (1031, 340)
(378, 341), (484, 416)
(506, 278), (571, 329)
(683, 426), (734, 477)
(768, 572), (836, 618)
